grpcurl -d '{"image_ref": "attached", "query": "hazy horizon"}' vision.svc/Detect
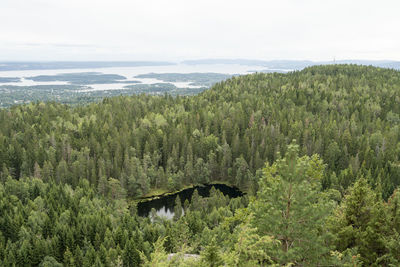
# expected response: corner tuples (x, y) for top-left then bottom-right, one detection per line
(0, 58), (399, 63)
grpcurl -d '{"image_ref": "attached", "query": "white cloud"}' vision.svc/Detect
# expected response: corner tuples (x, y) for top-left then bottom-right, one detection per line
(0, 0), (399, 61)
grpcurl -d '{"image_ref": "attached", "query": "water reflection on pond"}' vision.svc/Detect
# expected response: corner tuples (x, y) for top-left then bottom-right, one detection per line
(137, 184), (244, 219)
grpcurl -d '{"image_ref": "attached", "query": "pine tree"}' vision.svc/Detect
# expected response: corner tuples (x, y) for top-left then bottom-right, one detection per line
(250, 142), (334, 265)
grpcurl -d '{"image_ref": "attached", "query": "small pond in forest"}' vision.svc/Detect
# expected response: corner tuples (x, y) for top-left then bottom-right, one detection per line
(137, 184), (244, 219)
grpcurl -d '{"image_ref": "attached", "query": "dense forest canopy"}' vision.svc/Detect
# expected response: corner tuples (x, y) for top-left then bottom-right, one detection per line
(1, 64), (400, 266)
(2, 64), (400, 198)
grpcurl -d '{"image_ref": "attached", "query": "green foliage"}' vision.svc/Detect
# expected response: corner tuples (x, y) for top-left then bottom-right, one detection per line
(123, 239), (141, 267)
(328, 178), (400, 265)
(39, 256), (63, 267)
(222, 211), (278, 267)
(2, 65), (400, 200)
(1, 65), (400, 200)
(134, 72), (233, 87)
(140, 238), (201, 267)
(173, 195), (183, 221)
(250, 142), (335, 265)
(2, 65), (400, 266)
(0, 178), (150, 266)
(200, 238), (224, 267)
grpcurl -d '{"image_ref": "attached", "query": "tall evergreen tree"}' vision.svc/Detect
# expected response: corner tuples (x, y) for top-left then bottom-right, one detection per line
(328, 178), (393, 265)
(250, 142), (335, 265)
(122, 238), (140, 267)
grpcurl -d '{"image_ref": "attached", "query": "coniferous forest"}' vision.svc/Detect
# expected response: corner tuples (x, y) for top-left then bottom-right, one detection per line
(2, 64), (400, 266)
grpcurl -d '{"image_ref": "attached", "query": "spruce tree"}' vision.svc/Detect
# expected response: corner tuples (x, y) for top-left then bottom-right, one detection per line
(201, 238), (223, 267)
(328, 178), (392, 265)
(174, 195), (183, 221)
(122, 238), (140, 267)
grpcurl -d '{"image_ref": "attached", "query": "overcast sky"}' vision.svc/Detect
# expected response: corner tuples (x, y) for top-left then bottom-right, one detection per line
(1, 0), (399, 61)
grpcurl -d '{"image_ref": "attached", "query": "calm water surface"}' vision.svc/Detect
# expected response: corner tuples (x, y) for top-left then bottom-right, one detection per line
(0, 64), (269, 90)
(137, 184), (243, 219)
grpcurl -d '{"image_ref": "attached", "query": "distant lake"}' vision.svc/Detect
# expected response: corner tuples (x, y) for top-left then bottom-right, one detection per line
(0, 64), (273, 91)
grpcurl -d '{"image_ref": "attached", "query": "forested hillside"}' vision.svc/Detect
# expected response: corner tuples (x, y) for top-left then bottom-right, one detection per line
(1, 65), (400, 266)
